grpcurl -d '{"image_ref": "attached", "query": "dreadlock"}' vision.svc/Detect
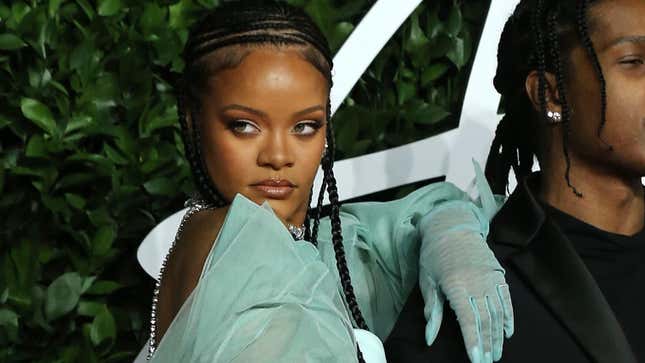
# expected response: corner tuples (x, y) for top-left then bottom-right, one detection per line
(485, 0), (608, 196)
(176, 1), (367, 360)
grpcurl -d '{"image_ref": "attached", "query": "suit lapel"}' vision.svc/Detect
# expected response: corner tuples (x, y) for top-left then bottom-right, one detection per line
(508, 221), (636, 363)
(493, 175), (636, 363)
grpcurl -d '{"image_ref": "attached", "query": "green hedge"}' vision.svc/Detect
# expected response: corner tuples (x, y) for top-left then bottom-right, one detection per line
(0, 0), (489, 361)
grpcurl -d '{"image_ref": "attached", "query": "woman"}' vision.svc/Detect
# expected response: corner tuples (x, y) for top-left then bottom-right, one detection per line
(385, 0), (644, 361)
(147, 1), (512, 362)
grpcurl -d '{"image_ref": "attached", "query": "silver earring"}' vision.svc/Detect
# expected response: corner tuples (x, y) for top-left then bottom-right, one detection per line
(322, 142), (329, 158)
(546, 110), (562, 124)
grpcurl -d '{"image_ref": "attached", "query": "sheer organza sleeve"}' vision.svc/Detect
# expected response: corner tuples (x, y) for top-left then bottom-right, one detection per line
(315, 181), (475, 339)
(151, 194), (358, 363)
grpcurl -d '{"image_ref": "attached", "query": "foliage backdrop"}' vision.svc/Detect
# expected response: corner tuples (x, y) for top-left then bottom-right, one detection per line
(0, 0), (489, 361)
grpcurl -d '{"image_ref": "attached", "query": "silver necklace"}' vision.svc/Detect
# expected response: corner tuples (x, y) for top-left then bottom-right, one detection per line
(287, 223), (306, 240)
(147, 200), (305, 359)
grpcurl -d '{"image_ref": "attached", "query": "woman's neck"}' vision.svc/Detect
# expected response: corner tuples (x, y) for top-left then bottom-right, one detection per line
(538, 165), (644, 235)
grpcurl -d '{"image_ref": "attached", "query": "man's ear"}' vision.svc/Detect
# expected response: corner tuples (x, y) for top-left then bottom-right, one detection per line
(525, 70), (562, 114)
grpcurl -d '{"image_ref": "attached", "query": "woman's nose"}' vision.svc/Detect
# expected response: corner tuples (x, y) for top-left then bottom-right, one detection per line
(257, 132), (295, 170)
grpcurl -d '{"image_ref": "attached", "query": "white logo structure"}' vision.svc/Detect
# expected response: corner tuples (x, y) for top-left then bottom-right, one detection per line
(136, 0), (521, 280)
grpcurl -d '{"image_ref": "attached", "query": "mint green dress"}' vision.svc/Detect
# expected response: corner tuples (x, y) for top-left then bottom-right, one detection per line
(150, 182), (494, 362)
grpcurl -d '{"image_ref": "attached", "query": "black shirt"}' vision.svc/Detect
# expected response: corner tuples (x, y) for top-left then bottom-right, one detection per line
(543, 204), (645, 360)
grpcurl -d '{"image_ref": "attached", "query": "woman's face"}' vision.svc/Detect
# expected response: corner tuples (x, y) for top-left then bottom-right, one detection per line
(197, 47), (328, 226)
(565, 0), (645, 177)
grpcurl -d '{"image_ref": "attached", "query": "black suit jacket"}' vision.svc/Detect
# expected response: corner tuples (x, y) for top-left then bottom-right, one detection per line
(385, 176), (637, 363)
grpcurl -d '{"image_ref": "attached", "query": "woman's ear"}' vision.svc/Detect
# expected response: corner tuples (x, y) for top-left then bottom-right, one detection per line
(525, 70), (562, 115)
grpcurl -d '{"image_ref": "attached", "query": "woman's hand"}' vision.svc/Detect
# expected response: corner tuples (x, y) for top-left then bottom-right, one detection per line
(419, 200), (513, 363)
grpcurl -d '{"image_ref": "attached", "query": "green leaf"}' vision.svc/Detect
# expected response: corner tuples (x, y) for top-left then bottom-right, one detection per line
(92, 226), (116, 256)
(104, 143), (128, 165)
(21, 98), (58, 136)
(89, 307), (116, 346)
(397, 79), (416, 105)
(10, 3), (31, 26)
(97, 0), (122, 16)
(77, 301), (105, 317)
(0, 33), (26, 50)
(421, 63), (450, 87)
(407, 104), (451, 125)
(406, 13), (430, 53)
(45, 272), (83, 321)
(64, 193), (86, 210)
(26, 134), (47, 157)
(0, 308), (17, 328)
(65, 115), (94, 134)
(144, 177), (176, 196)
(85, 281), (122, 295)
(81, 276), (97, 294)
(87, 208), (113, 227)
(49, 0), (65, 16)
(76, 0), (96, 19)
(447, 37), (466, 68)
(140, 3), (166, 35)
(446, 5), (463, 36)
(0, 113), (11, 129)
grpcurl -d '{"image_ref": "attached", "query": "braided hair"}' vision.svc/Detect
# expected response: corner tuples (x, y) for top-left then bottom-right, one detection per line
(177, 1), (368, 360)
(485, 0), (607, 196)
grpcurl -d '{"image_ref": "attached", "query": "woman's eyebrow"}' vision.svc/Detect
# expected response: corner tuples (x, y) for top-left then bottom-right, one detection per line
(220, 104), (267, 118)
(293, 105), (325, 118)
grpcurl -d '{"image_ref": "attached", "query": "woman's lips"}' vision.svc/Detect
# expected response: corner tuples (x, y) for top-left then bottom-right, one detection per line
(250, 179), (296, 200)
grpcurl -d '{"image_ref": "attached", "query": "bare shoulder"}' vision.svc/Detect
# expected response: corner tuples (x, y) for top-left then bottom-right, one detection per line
(156, 206), (229, 338)
(177, 206), (229, 257)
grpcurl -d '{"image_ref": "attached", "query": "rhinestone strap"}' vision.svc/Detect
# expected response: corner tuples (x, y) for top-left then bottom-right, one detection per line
(147, 198), (305, 359)
(147, 197), (213, 360)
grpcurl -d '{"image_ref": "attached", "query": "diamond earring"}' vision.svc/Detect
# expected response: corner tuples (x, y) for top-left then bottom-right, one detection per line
(546, 110), (562, 123)
(322, 142), (329, 158)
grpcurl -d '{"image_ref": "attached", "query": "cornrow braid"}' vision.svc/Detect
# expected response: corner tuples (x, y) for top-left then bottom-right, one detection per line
(547, 9), (583, 197)
(576, 0), (612, 151)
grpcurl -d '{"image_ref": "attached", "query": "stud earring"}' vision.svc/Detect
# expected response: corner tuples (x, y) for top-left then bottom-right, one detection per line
(322, 142), (329, 158)
(546, 110), (562, 124)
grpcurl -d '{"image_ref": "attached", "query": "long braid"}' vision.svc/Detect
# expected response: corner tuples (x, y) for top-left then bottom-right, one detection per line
(321, 122), (369, 331)
(177, 94), (226, 206)
(320, 124), (367, 363)
(534, 0), (548, 117)
(576, 0), (612, 150)
(310, 176), (327, 243)
(310, 100), (332, 243)
(547, 9), (583, 197)
(303, 191), (313, 242)
(486, 2), (539, 194)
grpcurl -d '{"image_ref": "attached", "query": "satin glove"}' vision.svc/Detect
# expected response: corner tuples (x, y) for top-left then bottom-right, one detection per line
(419, 162), (513, 363)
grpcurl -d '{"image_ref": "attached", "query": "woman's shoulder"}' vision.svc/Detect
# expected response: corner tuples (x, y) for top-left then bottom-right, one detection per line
(157, 206), (228, 339)
(168, 208), (228, 277)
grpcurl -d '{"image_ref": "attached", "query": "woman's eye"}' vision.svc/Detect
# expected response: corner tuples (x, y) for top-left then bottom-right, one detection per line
(292, 121), (321, 136)
(229, 120), (260, 134)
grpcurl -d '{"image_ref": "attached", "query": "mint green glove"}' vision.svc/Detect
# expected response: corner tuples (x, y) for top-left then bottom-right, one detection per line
(419, 163), (513, 363)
